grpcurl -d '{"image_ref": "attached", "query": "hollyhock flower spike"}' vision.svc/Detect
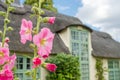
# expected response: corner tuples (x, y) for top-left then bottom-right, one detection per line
(19, 19), (33, 44)
(33, 28), (54, 58)
(48, 17), (55, 24)
(45, 63), (57, 72)
(33, 57), (42, 68)
(0, 47), (9, 65)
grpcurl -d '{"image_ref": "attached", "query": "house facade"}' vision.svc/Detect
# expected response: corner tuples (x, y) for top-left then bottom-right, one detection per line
(0, 0), (120, 80)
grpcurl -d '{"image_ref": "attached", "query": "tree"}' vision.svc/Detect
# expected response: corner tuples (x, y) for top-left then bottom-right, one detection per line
(25, 0), (57, 12)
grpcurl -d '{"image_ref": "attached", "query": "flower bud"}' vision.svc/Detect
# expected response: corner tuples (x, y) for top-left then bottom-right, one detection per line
(32, 7), (40, 15)
(44, 63), (57, 72)
(48, 17), (55, 24)
(10, 0), (14, 3)
(0, 11), (6, 17)
(42, 17), (55, 24)
(5, 0), (11, 4)
(32, 57), (42, 68)
(25, 70), (31, 77)
(9, 7), (15, 11)
(4, 19), (10, 23)
(29, 43), (35, 49)
(7, 27), (13, 31)
(40, 10), (45, 15)
(5, 37), (10, 43)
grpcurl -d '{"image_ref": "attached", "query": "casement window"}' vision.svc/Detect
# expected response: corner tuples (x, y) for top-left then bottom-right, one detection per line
(70, 27), (89, 80)
(108, 60), (120, 80)
(16, 56), (40, 80)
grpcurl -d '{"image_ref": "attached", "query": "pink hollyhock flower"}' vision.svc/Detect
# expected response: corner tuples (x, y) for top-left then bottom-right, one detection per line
(48, 17), (55, 24)
(0, 47), (9, 65)
(0, 69), (13, 80)
(33, 28), (54, 58)
(45, 63), (57, 72)
(3, 54), (16, 70)
(33, 57), (42, 68)
(19, 19), (33, 44)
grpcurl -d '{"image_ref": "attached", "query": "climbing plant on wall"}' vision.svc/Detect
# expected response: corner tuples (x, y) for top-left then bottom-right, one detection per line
(96, 58), (107, 80)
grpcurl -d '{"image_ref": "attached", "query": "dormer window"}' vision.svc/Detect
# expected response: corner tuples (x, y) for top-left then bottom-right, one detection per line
(1, 0), (25, 7)
(70, 26), (89, 80)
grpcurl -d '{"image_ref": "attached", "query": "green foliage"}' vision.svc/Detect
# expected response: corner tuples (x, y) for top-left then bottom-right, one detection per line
(25, 0), (57, 12)
(45, 53), (80, 80)
(96, 58), (106, 80)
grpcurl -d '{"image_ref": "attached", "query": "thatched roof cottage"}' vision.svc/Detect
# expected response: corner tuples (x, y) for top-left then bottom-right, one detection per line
(0, 1), (120, 80)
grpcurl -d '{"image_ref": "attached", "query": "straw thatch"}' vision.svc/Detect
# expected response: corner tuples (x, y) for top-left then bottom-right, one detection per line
(92, 31), (120, 58)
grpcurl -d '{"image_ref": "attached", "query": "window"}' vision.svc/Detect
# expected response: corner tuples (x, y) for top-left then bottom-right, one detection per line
(70, 28), (89, 80)
(108, 60), (120, 80)
(16, 56), (40, 80)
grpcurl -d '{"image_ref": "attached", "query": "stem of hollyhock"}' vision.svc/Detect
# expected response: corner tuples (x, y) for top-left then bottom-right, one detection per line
(2, 4), (10, 47)
(36, 0), (42, 33)
(33, 47), (37, 80)
(33, 0), (42, 80)
(36, 17), (41, 33)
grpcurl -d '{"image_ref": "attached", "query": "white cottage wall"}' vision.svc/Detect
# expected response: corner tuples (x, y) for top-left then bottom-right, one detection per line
(59, 28), (71, 49)
(103, 59), (108, 80)
(89, 57), (108, 80)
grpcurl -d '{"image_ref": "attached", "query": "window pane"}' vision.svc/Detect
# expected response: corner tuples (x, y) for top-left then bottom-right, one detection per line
(16, 73), (23, 80)
(72, 42), (80, 56)
(17, 57), (23, 69)
(114, 61), (119, 68)
(27, 58), (30, 63)
(27, 58), (31, 69)
(108, 60), (120, 80)
(71, 31), (79, 40)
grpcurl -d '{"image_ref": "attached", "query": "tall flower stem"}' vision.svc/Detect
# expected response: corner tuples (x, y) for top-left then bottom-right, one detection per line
(2, 4), (10, 47)
(33, 46), (37, 80)
(36, 0), (42, 33)
(33, 0), (42, 80)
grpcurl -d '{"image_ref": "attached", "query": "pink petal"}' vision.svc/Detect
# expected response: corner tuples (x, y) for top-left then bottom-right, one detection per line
(28, 20), (33, 29)
(21, 19), (28, 29)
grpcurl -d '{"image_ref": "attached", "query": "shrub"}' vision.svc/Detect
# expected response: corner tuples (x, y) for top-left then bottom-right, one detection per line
(45, 53), (80, 80)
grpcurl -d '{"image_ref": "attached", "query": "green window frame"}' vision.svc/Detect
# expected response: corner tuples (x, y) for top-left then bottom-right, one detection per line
(70, 27), (89, 80)
(108, 60), (120, 80)
(16, 56), (40, 80)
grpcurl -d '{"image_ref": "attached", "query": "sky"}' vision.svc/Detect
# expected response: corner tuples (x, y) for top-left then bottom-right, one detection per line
(53, 0), (120, 42)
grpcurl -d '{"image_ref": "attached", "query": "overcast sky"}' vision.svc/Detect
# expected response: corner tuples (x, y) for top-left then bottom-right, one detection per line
(54, 0), (120, 42)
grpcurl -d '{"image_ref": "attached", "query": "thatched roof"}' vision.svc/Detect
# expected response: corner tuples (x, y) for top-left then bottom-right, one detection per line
(1, 1), (120, 58)
(0, 1), (90, 54)
(92, 31), (120, 58)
